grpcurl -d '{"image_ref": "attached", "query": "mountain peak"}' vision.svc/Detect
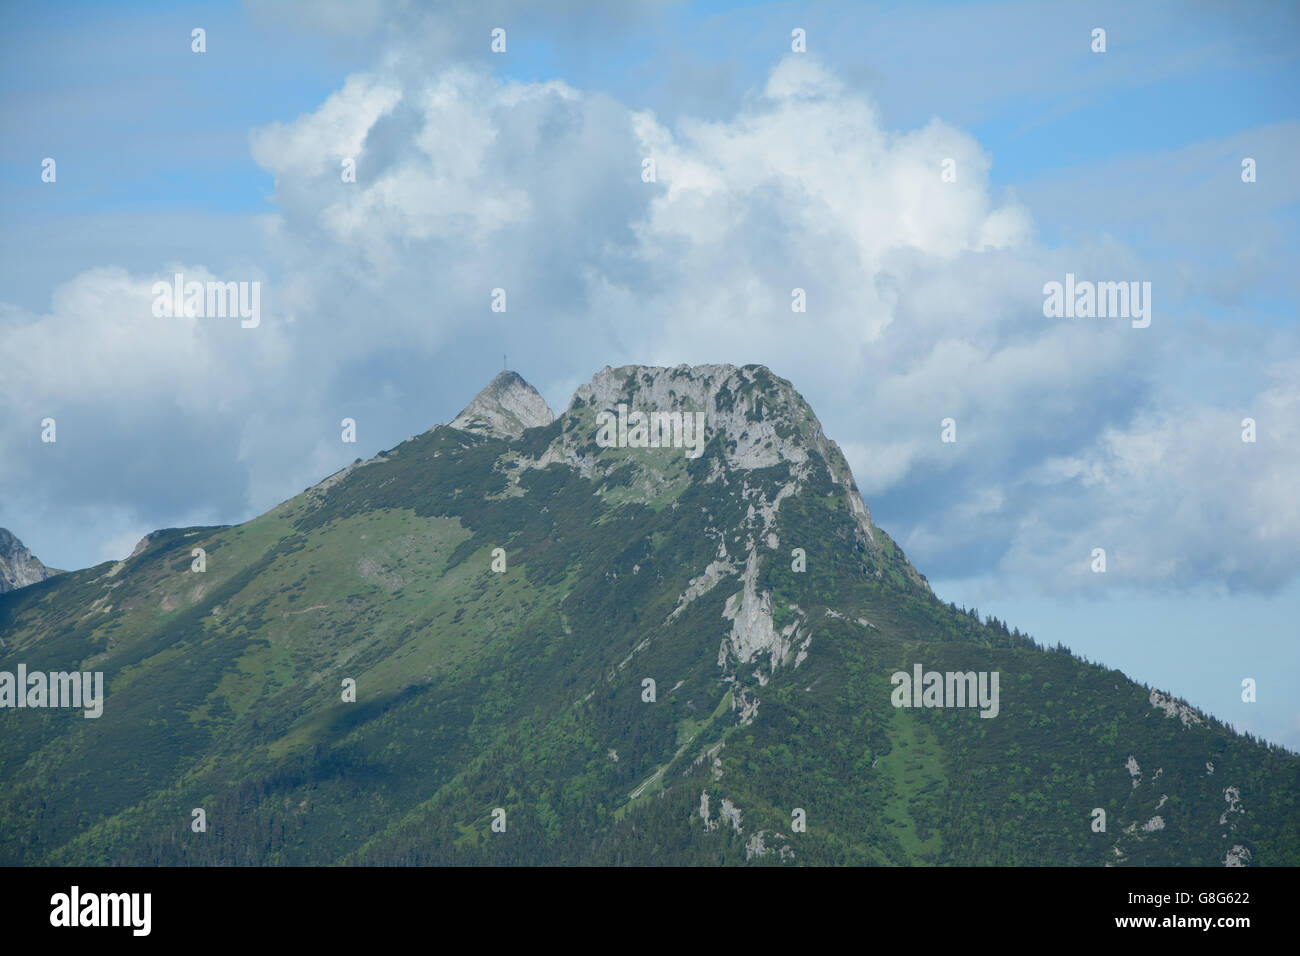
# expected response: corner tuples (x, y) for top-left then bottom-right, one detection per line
(567, 362), (882, 525)
(449, 370), (554, 438)
(0, 527), (59, 593)
(546, 362), (932, 592)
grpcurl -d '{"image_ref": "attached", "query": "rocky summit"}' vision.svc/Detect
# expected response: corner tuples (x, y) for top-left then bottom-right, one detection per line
(448, 369), (554, 439)
(0, 364), (1295, 866)
(0, 528), (58, 594)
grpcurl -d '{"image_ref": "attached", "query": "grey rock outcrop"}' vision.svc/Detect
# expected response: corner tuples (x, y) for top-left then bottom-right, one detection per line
(450, 370), (554, 438)
(0, 528), (59, 593)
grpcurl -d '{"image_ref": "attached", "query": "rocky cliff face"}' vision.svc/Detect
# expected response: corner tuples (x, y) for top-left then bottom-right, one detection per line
(526, 363), (930, 721)
(572, 365), (864, 503)
(553, 363), (927, 588)
(449, 370), (554, 438)
(0, 528), (58, 593)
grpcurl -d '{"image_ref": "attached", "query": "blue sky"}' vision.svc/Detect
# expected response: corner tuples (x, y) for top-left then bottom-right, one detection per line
(1, 0), (1297, 748)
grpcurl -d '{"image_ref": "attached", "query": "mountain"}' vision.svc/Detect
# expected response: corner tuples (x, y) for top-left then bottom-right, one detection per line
(1, 364), (1296, 866)
(0, 528), (59, 594)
